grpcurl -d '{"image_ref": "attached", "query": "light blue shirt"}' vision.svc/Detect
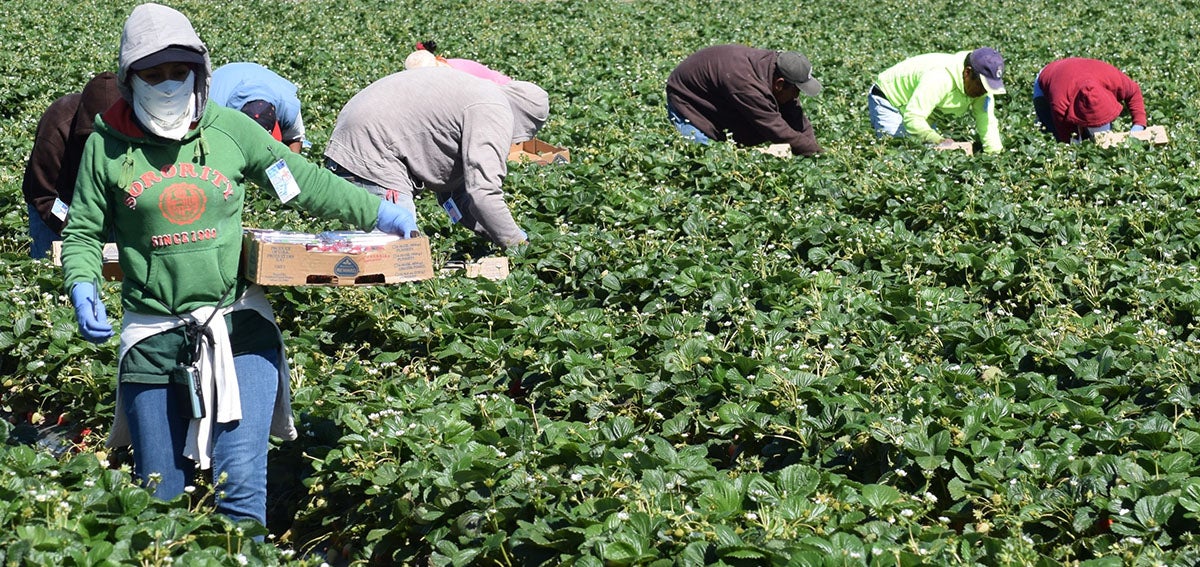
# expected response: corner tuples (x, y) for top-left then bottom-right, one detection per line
(210, 62), (304, 142)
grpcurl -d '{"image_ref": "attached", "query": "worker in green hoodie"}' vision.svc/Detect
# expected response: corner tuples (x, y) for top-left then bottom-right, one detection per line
(60, 3), (418, 531)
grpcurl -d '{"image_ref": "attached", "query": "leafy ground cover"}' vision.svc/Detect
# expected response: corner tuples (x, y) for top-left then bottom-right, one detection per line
(4, 0), (1200, 565)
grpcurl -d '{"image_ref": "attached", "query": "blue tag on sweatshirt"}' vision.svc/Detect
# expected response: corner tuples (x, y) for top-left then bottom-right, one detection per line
(442, 198), (463, 224)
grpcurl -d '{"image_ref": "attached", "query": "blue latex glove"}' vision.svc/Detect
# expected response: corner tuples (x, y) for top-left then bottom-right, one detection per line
(69, 282), (113, 343)
(1130, 124), (1146, 132)
(376, 200), (419, 238)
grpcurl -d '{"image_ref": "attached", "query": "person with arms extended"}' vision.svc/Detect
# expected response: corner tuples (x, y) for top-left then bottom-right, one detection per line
(60, 3), (418, 531)
(665, 44), (824, 156)
(1032, 57), (1147, 143)
(21, 72), (120, 259)
(324, 66), (549, 247)
(209, 62), (308, 152)
(869, 48), (1006, 154)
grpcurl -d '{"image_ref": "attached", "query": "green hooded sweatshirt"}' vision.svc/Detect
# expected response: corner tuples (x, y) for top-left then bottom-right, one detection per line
(61, 3), (381, 318)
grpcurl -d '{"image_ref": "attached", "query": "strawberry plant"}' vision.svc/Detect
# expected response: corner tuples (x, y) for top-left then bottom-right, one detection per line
(4, 0), (1200, 564)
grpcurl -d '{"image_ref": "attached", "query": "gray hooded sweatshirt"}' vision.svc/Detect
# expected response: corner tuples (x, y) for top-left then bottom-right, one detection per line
(116, 3), (211, 123)
(325, 67), (549, 246)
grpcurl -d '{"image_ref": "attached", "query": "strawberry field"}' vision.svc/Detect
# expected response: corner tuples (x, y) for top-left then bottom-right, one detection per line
(4, 0), (1200, 565)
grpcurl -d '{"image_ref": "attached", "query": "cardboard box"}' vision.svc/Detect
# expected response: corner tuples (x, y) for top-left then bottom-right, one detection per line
(934, 141), (974, 155)
(440, 257), (509, 281)
(1093, 125), (1169, 148)
(242, 230), (434, 286)
(50, 241), (123, 281)
(508, 138), (570, 165)
(756, 143), (792, 158)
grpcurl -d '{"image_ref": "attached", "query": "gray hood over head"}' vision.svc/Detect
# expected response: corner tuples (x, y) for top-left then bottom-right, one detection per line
(117, 3), (211, 121)
(499, 80), (549, 143)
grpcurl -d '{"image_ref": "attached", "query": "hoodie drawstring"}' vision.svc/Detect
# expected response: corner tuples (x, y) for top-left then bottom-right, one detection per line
(118, 146), (136, 193)
(193, 130), (208, 163)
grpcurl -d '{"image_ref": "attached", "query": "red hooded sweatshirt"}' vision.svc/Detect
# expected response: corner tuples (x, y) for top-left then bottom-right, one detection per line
(1036, 58), (1146, 143)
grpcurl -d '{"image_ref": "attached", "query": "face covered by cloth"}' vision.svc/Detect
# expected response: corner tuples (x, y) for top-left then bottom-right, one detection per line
(130, 71), (197, 140)
(116, 3), (212, 137)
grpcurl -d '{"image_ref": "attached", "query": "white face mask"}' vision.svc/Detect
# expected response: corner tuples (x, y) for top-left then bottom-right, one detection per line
(130, 72), (197, 140)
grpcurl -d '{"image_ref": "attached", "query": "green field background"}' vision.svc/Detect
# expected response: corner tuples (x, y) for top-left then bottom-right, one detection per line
(3, 1), (1200, 565)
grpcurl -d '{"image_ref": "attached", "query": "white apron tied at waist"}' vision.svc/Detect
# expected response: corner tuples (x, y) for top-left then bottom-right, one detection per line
(110, 284), (296, 469)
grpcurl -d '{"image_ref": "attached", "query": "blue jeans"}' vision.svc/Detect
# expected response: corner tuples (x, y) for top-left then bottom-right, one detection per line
(666, 101), (712, 144)
(868, 88), (908, 138)
(1032, 72), (1053, 135)
(28, 203), (60, 260)
(1083, 123), (1112, 138)
(121, 348), (280, 527)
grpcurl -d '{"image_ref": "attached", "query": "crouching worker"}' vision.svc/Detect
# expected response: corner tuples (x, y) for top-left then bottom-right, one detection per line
(61, 3), (418, 531)
(21, 72), (120, 259)
(869, 48), (1007, 154)
(210, 62), (309, 153)
(665, 44), (824, 156)
(325, 66), (549, 247)
(1032, 57), (1147, 143)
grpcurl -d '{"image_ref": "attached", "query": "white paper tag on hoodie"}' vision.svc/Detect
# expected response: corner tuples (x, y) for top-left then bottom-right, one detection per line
(265, 159), (301, 204)
(50, 198), (69, 221)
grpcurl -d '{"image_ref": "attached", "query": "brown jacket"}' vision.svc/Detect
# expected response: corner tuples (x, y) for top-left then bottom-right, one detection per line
(666, 44), (822, 156)
(21, 72), (120, 233)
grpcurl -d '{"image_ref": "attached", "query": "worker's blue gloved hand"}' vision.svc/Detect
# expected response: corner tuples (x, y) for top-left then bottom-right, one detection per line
(376, 200), (419, 238)
(1130, 124), (1146, 133)
(70, 282), (113, 343)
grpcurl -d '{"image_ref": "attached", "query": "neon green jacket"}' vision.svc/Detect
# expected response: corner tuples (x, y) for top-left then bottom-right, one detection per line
(876, 51), (1003, 153)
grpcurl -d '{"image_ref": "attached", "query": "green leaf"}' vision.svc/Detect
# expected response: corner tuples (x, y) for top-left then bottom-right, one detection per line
(860, 484), (903, 510)
(601, 273), (621, 291)
(774, 464), (820, 498)
(602, 416), (636, 442)
(1180, 479), (1200, 514)
(947, 477), (968, 501)
(1134, 495), (1176, 529)
(679, 541), (709, 567)
(711, 524), (742, 549)
(1078, 558), (1124, 567)
(115, 488), (151, 515)
(916, 455), (946, 471)
(698, 481), (744, 519)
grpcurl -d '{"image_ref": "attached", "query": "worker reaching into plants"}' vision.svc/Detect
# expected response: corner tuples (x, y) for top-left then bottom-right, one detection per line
(20, 72), (120, 259)
(59, 2), (418, 532)
(210, 62), (309, 153)
(324, 66), (549, 247)
(1032, 57), (1147, 144)
(403, 40), (514, 85)
(665, 44), (824, 156)
(869, 48), (1006, 154)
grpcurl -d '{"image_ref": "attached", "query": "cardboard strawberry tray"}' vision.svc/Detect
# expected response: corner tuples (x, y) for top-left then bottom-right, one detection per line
(50, 241), (122, 281)
(242, 229), (434, 286)
(508, 138), (570, 165)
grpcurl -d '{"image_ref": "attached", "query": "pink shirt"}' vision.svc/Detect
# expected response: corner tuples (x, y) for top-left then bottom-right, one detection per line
(446, 59), (512, 85)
